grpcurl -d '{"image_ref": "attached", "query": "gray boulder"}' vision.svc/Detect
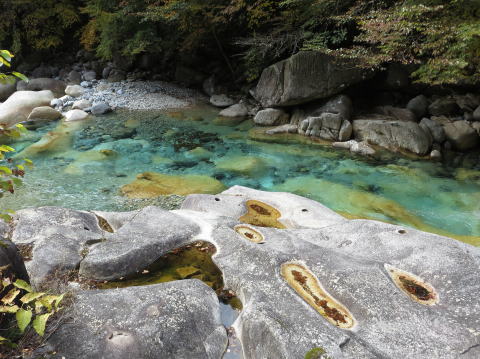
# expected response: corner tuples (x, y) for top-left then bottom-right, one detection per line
(254, 51), (373, 107)
(44, 280), (227, 359)
(443, 121), (480, 151)
(72, 99), (93, 111)
(0, 221), (29, 282)
(429, 97), (459, 116)
(332, 140), (376, 156)
(265, 124), (298, 135)
(300, 115), (352, 141)
(17, 78), (66, 97)
(27, 106), (62, 121)
(91, 102), (112, 115)
(210, 94), (235, 108)
(419, 118), (446, 143)
(0, 82), (16, 101)
(374, 106), (417, 122)
(219, 103), (248, 117)
(83, 70), (97, 81)
(254, 108), (290, 126)
(473, 105), (480, 121)
(407, 95), (429, 119)
(353, 118), (432, 155)
(65, 85), (85, 98)
(68, 70), (82, 84)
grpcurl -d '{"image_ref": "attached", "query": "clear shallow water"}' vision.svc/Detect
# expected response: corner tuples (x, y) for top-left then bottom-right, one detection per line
(2, 105), (479, 245)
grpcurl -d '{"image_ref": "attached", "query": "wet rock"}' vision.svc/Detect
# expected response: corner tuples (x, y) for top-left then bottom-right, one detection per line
(428, 97), (459, 116)
(17, 78), (66, 97)
(215, 155), (267, 177)
(91, 102), (112, 115)
(254, 51), (373, 107)
(44, 280), (227, 359)
(265, 124), (298, 135)
(254, 108), (290, 126)
(407, 95), (429, 119)
(27, 106), (62, 121)
(219, 103), (249, 117)
(419, 118), (445, 143)
(443, 121), (480, 151)
(65, 85), (85, 98)
(353, 119), (432, 155)
(64, 109), (89, 122)
(300, 115), (351, 141)
(332, 140), (375, 156)
(210, 94), (235, 108)
(0, 90), (54, 127)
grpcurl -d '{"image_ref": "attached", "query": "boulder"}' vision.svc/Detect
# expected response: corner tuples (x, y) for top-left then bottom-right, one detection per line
(407, 95), (429, 119)
(254, 108), (290, 126)
(453, 93), (480, 113)
(0, 82), (16, 101)
(265, 124), (298, 135)
(254, 51), (373, 107)
(215, 155), (267, 177)
(91, 102), (112, 115)
(27, 106), (62, 121)
(374, 106), (417, 122)
(210, 94), (235, 108)
(219, 103), (248, 117)
(68, 70), (82, 84)
(44, 281), (227, 359)
(65, 85), (85, 98)
(419, 118), (446, 143)
(0, 224), (29, 282)
(443, 121), (480, 151)
(17, 78), (66, 97)
(300, 115), (352, 141)
(64, 109), (89, 122)
(353, 119), (432, 155)
(72, 99), (92, 110)
(107, 69), (126, 82)
(332, 140), (376, 156)
(83, 70), (97, 81)
(473, 105), (480, 121)
(0, 90), (54, 127)
(428, 97), (459, 116)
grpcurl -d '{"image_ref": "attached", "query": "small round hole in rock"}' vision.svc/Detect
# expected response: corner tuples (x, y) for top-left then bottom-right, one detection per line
(398, 229), (406, 234)
(302, 209), (308, 212)
(215, 198), (220, 202)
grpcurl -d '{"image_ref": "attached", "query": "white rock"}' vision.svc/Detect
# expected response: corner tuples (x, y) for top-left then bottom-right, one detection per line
(72, 99), (93, 110)
(0, 90), (54, 127)
(65, 85), (85, 98)
(210, 94), (235, 108)
(219, 103), (249, 117)
(64, 109), (89, 122)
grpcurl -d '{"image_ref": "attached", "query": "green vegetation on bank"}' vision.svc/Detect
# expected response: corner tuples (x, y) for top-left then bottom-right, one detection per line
(0, 1), (479, 85)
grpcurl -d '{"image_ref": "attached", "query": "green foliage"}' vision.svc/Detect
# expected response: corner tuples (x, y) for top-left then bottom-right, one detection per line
(305, 347), (332, 359)
(0, 268), (64, 345)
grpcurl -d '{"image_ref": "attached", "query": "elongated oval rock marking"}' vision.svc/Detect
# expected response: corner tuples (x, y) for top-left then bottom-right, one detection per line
(281, 262), (356, 329)
(234, 225), (265, 243)
(385, 264), (439, 305)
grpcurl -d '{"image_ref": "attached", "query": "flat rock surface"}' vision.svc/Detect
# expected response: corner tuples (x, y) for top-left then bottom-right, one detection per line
(9, 186), (480, 358)
(44, 280), (227, 359)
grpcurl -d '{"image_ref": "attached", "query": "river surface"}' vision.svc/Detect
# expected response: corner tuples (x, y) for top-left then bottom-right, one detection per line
(2, 105), (479, 246)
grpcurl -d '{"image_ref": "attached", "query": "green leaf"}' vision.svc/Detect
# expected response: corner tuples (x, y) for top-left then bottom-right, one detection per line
(0, 145), (15, 152)
(20, 292), (45, 304)
(1, 288), (20, 304)
(12, 72), (28, 83)
(0, 166), (12, 175)
(32, 312), (52, 336)
(13, 279), (32, 292)
(16, 308), (32, 333)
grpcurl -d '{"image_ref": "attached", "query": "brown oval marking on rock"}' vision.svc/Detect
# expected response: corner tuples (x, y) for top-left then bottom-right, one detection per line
(95, 215), (114, 233)
(281, 262), (356, 329)
(385, 264), (438, 306)
(234, 225), (265, 243)
(239, 200), (286, 229)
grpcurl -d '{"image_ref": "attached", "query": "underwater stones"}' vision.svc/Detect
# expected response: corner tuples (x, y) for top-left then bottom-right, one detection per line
(385, 264), (438, 306)
(239, 200), (287, 229)
(215, 155), (267, 177)
(0, 90), (54, 127)
(44, 280), (227, 359)
(120, 172), (226, 198)
(185, 146), (213, 160)
(281, 262), (355, 329)
(64, 109), (89, 122)
(234, 225), (265, 243)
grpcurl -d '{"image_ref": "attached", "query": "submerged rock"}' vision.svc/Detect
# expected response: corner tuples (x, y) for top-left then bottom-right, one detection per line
(215, 155), (267, 177)
(120, 172), (226, 198)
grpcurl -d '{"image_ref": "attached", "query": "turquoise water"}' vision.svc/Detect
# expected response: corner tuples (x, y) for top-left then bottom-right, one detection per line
(2, 106), (479, 245)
